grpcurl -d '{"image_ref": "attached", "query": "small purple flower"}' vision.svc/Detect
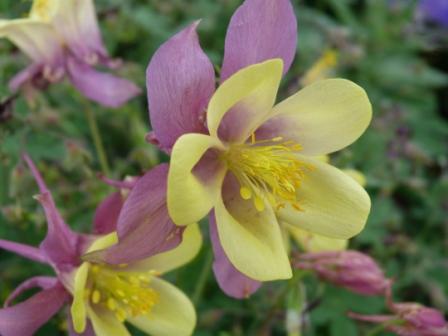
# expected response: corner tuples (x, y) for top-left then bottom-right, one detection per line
(295, 251), (391, 296)
(0, 0), (141, 108)
(0, 156), (200, 336)
(419, 0), (448, 27)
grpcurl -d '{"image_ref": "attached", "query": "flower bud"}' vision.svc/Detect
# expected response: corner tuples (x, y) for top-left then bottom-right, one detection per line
(390, 303), (448, 336)
(295, 250), (391, 296)
(349, 303), (448, 336)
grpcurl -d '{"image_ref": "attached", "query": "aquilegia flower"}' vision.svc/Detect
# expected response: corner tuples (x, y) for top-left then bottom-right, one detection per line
(0, 156), (199, 336)
(0, 0), (140, 107)
(144, 0), (372, 298)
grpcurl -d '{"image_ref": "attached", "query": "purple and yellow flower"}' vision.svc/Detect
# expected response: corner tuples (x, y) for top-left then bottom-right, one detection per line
(0, 156), (199, 336)
(145, 0), (372, 298)
(0, 0), (140, 107)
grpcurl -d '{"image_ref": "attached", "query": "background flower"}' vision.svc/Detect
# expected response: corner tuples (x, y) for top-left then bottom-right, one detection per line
(0, 0), (140, 107)
(0, 156), (199, 336)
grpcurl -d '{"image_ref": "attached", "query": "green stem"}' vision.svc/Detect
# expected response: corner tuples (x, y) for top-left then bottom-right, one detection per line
(192, 248), (214, 305)
(0, 159), (8, 203)
(83, 105), (110, 176)
(366, 320), (403, 336)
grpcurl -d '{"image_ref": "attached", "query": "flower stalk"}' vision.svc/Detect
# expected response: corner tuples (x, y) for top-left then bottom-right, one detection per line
(83, 103), (110, 176)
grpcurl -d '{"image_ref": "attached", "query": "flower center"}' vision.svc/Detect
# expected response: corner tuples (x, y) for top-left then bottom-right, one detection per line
(87, 264), (159, 322)
(223, 135), (311, 212)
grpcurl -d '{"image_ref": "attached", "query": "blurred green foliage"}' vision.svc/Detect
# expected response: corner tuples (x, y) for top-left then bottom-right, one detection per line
(0, 0), (447, 335)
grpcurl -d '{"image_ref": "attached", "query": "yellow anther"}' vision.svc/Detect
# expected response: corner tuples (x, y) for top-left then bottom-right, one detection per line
(107, 298), (117, 311)
(91, 290), (101, 304)
(223, 136), (311, 212)
(254, 196), (265, 212)
(129, 276), (140, 285)
(251, 133), (256, 144)
(240, 187), (252, 200)
(115, 309), (127, 322)
(86, 264), (159, 321)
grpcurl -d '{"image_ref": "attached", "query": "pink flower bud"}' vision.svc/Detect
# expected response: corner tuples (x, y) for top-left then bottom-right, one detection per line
(349, 303), (448, 336)
(350, 286), (448, 336)
(295, 250), (391, 296)
(390, 303), (448, 336)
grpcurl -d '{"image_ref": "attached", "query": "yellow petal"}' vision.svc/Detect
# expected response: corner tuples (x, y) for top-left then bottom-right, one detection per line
(70, 262), (90, 334)
(85, 232), (118, 254)
(126, 223), (202, 274)
(277, 156), (370, 239)
(0, 19), (61, 63)
(285, 223), (348, 252)
(207, 59), (283, 143)
(168, 133), (226, 226)
(128, 277), (196, 336)
(281, 226), (291, 255)
(87, 306), (130, 336)
(343, 168), (367, 187)
(30, 0), (58, 21)
(51, 0), (102, 61)
(214, 177), (292, 281)
(262, 79), (372, 156)
(312, 155), (330, 163)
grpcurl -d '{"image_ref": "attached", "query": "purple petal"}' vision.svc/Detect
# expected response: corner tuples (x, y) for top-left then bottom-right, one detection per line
(66, 56), (141, 108)
(8, 63), (43, 92)
(146, 22), (215, 152)
(209, 212), (261, 299)
(23, 154), (79, 267)
(0, 239), (47, 264)
(0, 283), (68, 336)
(87, 164), (183, 264)
(93, 192), (124, 235)
(221, 0), (297, 81)
(4, 276), (58, 307)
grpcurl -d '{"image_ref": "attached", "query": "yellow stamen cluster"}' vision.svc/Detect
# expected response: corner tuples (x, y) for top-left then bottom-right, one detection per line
(223, 135), (311, 212)
(87, 265), (159, 322)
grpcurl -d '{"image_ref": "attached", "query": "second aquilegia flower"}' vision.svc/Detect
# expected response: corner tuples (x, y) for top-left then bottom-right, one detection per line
(0, 156), (199, 336)
(0, 0), (140, 107)
(146, 0), (372, 296)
